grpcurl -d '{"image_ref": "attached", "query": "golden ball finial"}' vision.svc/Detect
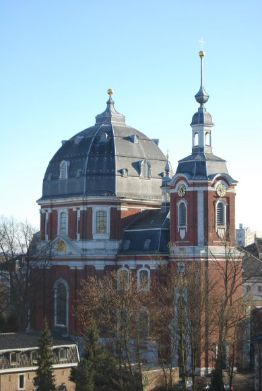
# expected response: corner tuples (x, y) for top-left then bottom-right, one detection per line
(107, 88), (114, 97)
(199, 50), (205, 59)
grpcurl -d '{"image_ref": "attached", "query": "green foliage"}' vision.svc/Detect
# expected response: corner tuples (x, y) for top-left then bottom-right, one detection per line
(33, 320), (56, 391)
(71, 326), (142, 391)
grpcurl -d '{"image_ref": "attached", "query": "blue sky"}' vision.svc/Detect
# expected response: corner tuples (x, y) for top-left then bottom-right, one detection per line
(0, 0), (261, 233)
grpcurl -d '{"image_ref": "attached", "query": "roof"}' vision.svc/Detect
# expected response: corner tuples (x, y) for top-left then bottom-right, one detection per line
(119, 209), (170, 255)
(176, 151), (231, 180)
(40, 96), (167, 203)
(243, 238), (262, 279)
(0, 333), (76, 351)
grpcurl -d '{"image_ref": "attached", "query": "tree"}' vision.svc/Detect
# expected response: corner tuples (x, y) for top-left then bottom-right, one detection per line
(208, 240), (247, 391)
(77, 271), (147, 391)
(0, 216), (51, 330)
(70, 325), (123, 391)
(34, 320), (56, 391)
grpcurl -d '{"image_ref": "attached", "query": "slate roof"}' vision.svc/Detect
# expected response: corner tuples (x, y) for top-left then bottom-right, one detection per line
(176, 151), (237, 182)
(40, 97), (167, 202)
(0, 333), (75, 351)
(243, 238), (262, 279)
(119, 209), (170, 255)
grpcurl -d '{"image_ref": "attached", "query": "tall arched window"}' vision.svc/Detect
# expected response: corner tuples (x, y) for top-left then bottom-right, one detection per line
(178, 202), (187, 227)
(216, 201), (226, 227)
(59, 211), (68, 235)
(117, 268), (130, 291)
(59, 160), (68, 179)
(54, 279), (69, 329)
(138, 308), (150, 339)
(137, 268), (150, 291)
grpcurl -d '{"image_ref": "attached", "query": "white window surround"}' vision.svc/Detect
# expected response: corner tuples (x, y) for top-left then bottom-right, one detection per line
(137, 267), (150, 291)
(92, 206), (110, 239)
(58, 209), (68, 236)
(117, 267), (130, 290)
(215, 200), (227, 228)
(18, 373), (25, 390)
(177, 200), (187, 229)
(53, 278), (69, 330)
(215, 200), (227, 240)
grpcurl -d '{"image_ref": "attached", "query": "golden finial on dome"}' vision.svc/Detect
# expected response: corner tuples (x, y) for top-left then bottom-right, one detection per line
(199, 50), (205, 59)
(107, 88), (114, 97)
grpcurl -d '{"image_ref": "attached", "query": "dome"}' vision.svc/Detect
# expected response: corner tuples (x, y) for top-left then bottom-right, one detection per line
(41, 95), (167, 203)
(191, 107), (214, 127)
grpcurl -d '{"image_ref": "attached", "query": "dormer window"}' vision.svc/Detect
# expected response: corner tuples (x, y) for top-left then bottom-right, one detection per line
(59, 160), (69, 179)
(130, 134), (139, 143)
(140, 159), (151, 179)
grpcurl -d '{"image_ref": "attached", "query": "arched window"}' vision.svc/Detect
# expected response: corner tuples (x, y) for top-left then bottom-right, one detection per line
(138, 308), (150, 339)
(59, 211), (68, 235)
(137, 268), (150, 291)
(117, 268), (130, 291)
(95, 210), (107, 234)
(178, 202), (187, 227)
(216, 202), (226, 227)
(194, 132), (199, 146)
(205, 132), (211, 146)
(54, 279), (69, 329)
(59, 161), (68, 179)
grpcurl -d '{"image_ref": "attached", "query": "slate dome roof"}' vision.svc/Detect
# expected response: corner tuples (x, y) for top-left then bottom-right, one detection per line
(41, 94), (167, 202)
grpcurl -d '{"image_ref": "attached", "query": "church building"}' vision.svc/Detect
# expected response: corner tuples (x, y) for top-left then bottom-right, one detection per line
(32, 52), (238, 370)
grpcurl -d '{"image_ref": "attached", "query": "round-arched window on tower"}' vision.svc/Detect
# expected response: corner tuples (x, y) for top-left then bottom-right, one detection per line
(54, 280), (69, 330)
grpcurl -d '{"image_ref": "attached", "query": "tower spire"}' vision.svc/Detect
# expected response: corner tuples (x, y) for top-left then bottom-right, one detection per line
(194, 51), (209, 106)
(191, 51), (214, 154)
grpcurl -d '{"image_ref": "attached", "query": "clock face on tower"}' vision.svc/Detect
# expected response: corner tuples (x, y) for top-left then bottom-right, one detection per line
(216, 183), (226, 197)
(178, 183), (186, 197)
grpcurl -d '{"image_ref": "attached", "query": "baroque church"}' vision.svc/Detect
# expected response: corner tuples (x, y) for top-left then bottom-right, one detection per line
(32, 52), (238, 366)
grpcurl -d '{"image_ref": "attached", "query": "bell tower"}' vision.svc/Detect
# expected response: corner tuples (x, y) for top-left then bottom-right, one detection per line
(169, 51), (237, 261)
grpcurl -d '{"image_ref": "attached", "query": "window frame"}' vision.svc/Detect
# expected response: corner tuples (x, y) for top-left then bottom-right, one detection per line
(117, 267), (130, 291)
(18, 373), (25, 390)
(54, 278), (69, 330)
(59, 160), (69, 179)
(92, 207), (110, 239)
(58, 210), (68, 236)
(137, 268), (150, 291)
